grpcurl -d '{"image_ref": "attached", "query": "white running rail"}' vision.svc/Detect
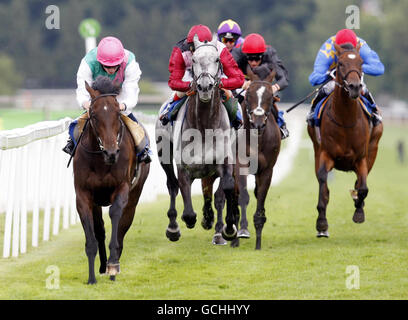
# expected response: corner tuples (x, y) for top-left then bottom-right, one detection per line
(0, 117), (78, 258)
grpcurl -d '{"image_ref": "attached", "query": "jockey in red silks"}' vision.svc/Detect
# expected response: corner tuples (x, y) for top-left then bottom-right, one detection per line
(159, 24), (245, 130)
(231, 33), (290, 139)
(217, 19), (245, 52)
(307, 28), (384, 126)
(63, 36), (151, 163)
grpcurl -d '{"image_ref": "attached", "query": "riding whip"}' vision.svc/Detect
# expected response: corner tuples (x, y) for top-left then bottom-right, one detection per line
(66, 118), (89, 168)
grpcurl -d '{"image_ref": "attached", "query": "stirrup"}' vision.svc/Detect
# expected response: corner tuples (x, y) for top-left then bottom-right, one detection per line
(62, 139), (75, 155)
(280, 126), (289, 140)
(138, 148), (152, 164)
(159, 113), (170, 126)
(371, 112), (382, 127)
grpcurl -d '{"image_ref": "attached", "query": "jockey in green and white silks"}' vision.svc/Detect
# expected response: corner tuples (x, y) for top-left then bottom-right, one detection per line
(63, 36), (151, 163)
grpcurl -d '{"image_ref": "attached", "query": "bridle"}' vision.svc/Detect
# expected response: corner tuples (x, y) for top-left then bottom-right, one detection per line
(244, 80), (276, 129)
(81, 93), (125, 154)
(334, 52), (362, 93)
(191, 43), (221, 91)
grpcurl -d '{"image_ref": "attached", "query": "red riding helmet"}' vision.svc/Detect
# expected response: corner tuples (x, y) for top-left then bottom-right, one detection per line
(335, 29), (357, 48)
(187, 24), (212, 43)
(242, 33), (267, 54)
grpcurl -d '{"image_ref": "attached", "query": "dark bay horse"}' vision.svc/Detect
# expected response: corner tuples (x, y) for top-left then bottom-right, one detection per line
(233, 67), (281, 250)
(156, 33), (238, 244)
(73, 77), (150, 284)
(307, 43), (383, 237)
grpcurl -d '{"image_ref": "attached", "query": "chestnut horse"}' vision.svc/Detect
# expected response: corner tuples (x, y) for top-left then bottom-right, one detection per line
(73, 77), (150, 284)
(307, 43), (383, 237)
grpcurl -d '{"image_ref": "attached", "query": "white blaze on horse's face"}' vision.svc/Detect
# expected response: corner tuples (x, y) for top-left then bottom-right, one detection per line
(253, 86), (266, 116)
(192, 33), (220, 102)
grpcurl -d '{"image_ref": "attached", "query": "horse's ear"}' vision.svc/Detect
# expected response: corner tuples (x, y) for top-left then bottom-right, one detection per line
(334, 43), (343, 55)
(246, 65), (258, 81)
(211, 32), (218, 46)
(193, 34), (201, 49)
(85, 81), (96, 99)
(266, 69), (276, 83)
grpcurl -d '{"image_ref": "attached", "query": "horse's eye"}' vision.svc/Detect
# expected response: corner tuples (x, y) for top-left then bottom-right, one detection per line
(192, 58), (196, 64)
(338, 62), (344, 68)
(215, 58), (219, 63)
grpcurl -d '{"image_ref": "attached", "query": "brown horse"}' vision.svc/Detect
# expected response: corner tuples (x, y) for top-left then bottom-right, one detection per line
(73, 77), (149, 284)
(202, 67), (281, 249)
(307, 43), (383, 237)
(234, 67), (281, 250)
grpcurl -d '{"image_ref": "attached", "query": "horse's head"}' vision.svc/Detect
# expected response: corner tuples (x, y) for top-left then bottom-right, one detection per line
(85, 77), (123, 165)
(192, 33), (220, 103)
(334, 42), (363, 99)
(245, 65), (276, 131)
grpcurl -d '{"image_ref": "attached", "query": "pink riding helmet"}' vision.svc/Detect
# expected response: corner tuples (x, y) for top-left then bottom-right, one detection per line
(96, 36), (125, 66)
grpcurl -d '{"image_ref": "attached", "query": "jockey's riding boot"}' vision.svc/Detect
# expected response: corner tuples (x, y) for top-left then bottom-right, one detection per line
(280, 123), (290, 140)
(62, 138), (75, 155)
(363, 90), (382, 126)
(223, 96), (243, 130)
(159, 112), (170, 126)
(307, 89), (326, 126)
(138, 146), (152, 164)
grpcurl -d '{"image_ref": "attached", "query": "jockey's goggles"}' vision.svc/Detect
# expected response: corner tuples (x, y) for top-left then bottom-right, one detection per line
(222, 37), (236, 44)
(102, 64), (120, 71)
(246, 54), (263, 61)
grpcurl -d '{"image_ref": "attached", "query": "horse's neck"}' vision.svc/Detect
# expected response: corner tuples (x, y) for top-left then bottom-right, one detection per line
(332, 81), (359, 121)
(189, 93), (221, 129)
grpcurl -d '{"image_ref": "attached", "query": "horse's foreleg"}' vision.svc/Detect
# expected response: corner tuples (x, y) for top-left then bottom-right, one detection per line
(107, 183), (129, 280)
(253, 169), (273, 250)
(220, 164), (237, 241)
(76, 190), (98, 284)
(92, 206), (107, 275)
(213, 179), (227, 245)
(237, 173), (250, 239)
(353, 159), (368, 224)
(367, 123), (383, 173)
(201, 176), (215, 230)
(178, 169), (197, 229)
(316, 152), (334, 237)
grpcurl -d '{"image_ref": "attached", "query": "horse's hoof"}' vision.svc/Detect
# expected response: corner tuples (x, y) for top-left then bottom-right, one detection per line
(181, 214), (197, 229)
(353, 210), (365, 223)
(166, 227), (181, 242)
(237, 228), (250, 239)
(87, 279), (97, 285)
(107, 263), (120, 280)
(212, 233), (227, 245)
(222, 224), (237, 241)
(230, 238), (240, 248)
(316, 230), (330, 238)
(201, 217), (214, 230)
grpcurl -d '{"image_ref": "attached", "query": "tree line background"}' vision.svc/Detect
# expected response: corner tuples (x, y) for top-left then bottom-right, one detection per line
(0, 0), (406, 102)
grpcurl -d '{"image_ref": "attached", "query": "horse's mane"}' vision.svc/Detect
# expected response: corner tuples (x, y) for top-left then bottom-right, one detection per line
(340, 43), (356, 52)
(92, 76), (121, 95)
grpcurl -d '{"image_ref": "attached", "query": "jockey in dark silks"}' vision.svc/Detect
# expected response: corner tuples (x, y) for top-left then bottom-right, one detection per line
(159, 24), (245, 130)
(231, 33), (290, 139)
(217, 19), (244, 52)
(62, 36), (151, 163)
(307, 28), (384, 126)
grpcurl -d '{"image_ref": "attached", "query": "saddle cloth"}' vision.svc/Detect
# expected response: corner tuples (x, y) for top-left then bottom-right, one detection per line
(312, 93), (375, 127)
(69, 113), (146, 148)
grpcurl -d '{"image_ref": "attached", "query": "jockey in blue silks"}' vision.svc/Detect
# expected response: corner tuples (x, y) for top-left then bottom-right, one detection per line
(307, 28), (384, 126)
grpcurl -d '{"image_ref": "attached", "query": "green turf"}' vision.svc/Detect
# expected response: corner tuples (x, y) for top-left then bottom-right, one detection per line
(0, 123), (407, 299)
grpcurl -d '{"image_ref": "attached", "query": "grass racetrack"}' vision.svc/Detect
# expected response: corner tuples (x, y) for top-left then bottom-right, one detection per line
(0, 122), (407, 300)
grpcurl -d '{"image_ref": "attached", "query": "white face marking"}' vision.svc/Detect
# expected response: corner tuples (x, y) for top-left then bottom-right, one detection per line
(254, 86), (266, 116)
(348, 53), (356, 59)
(103, 105), (108, 111)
